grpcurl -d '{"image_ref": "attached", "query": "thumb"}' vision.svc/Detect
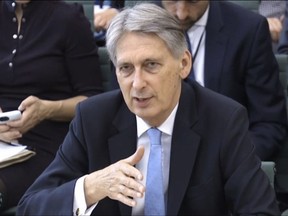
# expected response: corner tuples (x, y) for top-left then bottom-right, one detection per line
(125, 145), (145, 166)
(18, 96), (35, 111)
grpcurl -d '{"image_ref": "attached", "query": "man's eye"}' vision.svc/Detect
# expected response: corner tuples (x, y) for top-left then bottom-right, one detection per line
(145, 62), (160, 72)
(148, 62), (156, 67)
(119, 65), (134, 76)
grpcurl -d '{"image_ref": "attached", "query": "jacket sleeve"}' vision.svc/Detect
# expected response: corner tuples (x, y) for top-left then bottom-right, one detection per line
(245, 17), (287, 160)
(16, 103), (92, 215)
(221, 106), (280, 215)
(64, 3), (103, 96)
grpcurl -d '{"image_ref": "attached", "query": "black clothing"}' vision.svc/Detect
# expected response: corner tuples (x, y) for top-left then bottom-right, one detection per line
(0, 0), (103, 210)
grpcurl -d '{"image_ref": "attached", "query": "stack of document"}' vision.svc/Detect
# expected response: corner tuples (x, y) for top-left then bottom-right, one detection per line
(0, 141), (36, 168)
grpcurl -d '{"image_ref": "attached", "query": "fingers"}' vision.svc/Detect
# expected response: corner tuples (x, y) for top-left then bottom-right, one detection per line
(109, 191), (140, 207)
(94, 16), (106, 30)
(108, 176), (144, 207)
(107, 147), (145, 206)
(85, 166), (144, 208)
(120, 146), (144, 181)
(94, 10), (109, 30)
(267, 17), (283, 42)
(0, 126), (22, 143)
(18, 95), (38, 111)
(0, 108), (22, 141)
(85, 147), (145, 207)
(94, 8), (119, 30)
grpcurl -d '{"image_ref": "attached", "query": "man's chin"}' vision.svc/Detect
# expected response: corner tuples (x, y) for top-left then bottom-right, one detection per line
(180, 26), (188, 32)
(179, 22), (194, 31)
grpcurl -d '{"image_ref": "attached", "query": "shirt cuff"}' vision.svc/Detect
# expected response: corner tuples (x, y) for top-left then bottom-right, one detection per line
(73, 175), (97, 216)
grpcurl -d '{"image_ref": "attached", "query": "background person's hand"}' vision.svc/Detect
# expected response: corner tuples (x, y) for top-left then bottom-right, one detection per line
(0, 124), (22, 143)
(7, 95), (52, 134)
(267, 16), (284, 43)
(94, 8), (119, 31)
(84, 146), (145, 208)
(0, 107), (22, 142)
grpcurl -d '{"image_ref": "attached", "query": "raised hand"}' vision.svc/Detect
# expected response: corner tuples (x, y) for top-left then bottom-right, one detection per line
(84, 146), (145, 208)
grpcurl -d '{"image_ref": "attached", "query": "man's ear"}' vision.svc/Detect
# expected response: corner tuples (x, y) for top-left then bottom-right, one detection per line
(180, 50), (192, 79)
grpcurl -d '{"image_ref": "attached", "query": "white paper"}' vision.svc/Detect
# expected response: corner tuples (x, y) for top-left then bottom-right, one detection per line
(0, 141), (27, 162)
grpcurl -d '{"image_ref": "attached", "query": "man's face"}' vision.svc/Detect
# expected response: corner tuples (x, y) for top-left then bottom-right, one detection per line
(162, 0), (209, 31)
(115, 32), (191, 126)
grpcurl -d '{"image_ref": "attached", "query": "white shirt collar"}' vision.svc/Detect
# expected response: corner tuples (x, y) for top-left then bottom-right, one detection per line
(136, 104), (179, 137)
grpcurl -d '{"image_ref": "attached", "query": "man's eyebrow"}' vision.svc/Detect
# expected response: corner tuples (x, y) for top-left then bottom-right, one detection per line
(116, 60), (130, 66)
(117, 57), (161, 66)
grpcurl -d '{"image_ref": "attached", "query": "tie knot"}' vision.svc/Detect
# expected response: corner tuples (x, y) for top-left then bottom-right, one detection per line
(147, 128), (162, 146)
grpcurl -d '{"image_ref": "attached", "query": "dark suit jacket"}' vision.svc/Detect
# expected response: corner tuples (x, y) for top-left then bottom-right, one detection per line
(17, 81), (280, 215)
(137, 1), (288, 161)
(204, 1), (287, 161)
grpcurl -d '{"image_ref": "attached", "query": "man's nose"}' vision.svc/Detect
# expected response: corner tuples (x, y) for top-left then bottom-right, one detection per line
(132, 69), (146, 90)
(175, 2), (189, 20)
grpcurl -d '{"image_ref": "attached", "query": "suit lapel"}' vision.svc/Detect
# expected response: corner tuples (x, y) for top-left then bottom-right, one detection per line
(108, 103), (137, 215)
(166, 82), (201, 215)
(204, 1), (229, 91)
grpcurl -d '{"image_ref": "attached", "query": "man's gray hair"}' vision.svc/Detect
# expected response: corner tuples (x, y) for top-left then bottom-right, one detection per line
(106, 3), (187, 65)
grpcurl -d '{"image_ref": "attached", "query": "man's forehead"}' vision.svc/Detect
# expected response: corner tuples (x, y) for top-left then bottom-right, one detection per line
(115, 33), (169, 61)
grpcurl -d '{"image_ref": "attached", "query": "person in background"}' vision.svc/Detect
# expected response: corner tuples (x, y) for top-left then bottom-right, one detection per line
(158, 0), (287, 161)
(259, 0), (286, 52)
(93, 0), (124, 46)
(93, 0), (158, 46)
(0, 0), (102, 212)
(17, 3), (279, 215)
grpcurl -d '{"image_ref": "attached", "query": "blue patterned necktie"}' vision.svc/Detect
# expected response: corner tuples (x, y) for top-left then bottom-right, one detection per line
(144, 128), (166, 216)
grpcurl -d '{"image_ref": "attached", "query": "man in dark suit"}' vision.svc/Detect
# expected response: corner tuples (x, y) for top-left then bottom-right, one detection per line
(159, 0), (288, 161)
(17, 3), (279, 215)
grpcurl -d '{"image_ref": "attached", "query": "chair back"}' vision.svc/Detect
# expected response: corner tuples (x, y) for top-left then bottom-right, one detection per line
(261, 161), (276, 188)
(274, 54), (288, 199)
(66, 0), (94, 31)
(275, 54), (288, 100)
(98, 47), (113, 92)
(228, 0), (259, 13)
